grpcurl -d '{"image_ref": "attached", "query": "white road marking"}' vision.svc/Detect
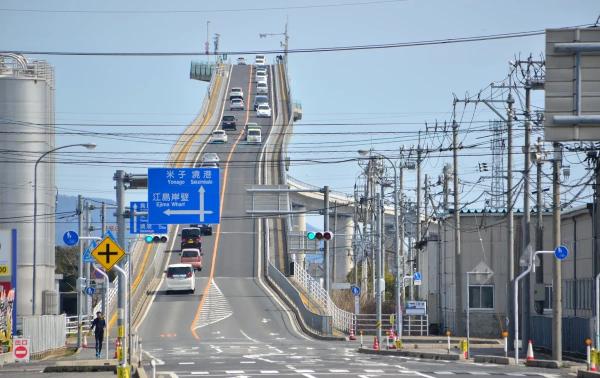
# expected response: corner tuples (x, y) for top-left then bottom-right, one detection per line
(178, 362), (194, 365)
(365, 369), (384, 373)
(435, 372), (454, 375)
(143, 351), (165, 365)
(301, 374), (317, 378)
(330, 369), (349, 373)
(295, 370), (315, 373)
(506, 374), (526, 377)
(260, 370), (279, 374)
(225, 370), (244, 374)
(190, 373), (209, 376)
(240, 361), (255, 364)
(240, 329), (260, 343)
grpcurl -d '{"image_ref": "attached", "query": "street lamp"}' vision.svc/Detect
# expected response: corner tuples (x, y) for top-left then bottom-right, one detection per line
(33, 143), (96, 315)
(358, 149), (401, 340)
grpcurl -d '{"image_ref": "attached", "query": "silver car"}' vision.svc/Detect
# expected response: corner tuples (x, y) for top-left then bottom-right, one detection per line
(230, 98), (245, 111)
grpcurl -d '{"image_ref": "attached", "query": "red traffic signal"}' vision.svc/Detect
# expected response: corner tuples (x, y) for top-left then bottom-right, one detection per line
(313, 231), (334, 241)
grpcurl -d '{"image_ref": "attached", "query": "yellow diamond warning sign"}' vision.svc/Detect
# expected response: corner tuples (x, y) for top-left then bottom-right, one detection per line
(91, 236), (125, 271)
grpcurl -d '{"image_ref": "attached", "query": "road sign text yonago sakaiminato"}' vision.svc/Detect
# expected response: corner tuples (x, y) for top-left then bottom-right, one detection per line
(147, 168), (220, 225)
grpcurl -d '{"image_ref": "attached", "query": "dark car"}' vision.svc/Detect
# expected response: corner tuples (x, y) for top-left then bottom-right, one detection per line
(181, 227), (202, 250)
(222, 115), (237, 130)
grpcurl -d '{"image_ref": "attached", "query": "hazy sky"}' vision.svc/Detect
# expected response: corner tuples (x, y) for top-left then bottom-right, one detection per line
(1, 0), (597, 215)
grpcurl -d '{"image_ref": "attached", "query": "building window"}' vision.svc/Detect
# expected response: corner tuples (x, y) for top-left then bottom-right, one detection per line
(469, 285), (494, 309)
(544, 285), (552, 310)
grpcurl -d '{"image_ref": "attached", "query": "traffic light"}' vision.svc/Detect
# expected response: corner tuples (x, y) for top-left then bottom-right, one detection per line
(144, 235), (168, 243)
(306, 231), (334, 240)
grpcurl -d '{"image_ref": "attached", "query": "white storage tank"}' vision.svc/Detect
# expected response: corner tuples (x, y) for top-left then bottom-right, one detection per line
(0, 54), (56, 316)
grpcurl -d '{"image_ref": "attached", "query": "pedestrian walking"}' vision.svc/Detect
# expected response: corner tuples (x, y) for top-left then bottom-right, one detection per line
(90, 311), (106, 358)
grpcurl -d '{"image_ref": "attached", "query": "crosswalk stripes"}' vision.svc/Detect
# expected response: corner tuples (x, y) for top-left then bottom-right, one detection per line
(170, 368), (562, 376)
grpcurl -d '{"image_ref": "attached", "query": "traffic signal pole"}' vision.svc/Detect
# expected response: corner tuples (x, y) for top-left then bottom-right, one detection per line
(77, 194), (83, 348)
(114, 170), (127, 366)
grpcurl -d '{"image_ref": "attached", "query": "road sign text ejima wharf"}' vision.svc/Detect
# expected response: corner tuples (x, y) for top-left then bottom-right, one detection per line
(147, 168), (220, 225)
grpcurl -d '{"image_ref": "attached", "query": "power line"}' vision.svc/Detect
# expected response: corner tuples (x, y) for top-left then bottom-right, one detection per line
(2, 24), (591, 57)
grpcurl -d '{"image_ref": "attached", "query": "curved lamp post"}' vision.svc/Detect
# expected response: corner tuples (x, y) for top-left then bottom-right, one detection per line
(358, 149), (400, 339)
(32, 143), (96, 315)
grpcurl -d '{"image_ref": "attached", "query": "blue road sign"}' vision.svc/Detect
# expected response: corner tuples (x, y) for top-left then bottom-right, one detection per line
(554, 245), (569, 260)
(147, 168), (220, 225)
(351, 285), (361, 296)
(103, 229), (118, 243)
(83, 241), (96, 263)
(84, 286), (95, 296)
(129, 201), (168, 235)
(63, 231), (79, 246)
(413, 272), (422, 281)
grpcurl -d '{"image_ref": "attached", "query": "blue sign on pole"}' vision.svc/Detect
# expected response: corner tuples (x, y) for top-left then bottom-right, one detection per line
(413, 272), (422, 281)
(351, 285), (361, 296)
(147, 168), (220, 225)
(103, 229), (118, 243)
(63, 231), (79, 246)
(83, 241), (96, 263)
(84, 286), (95, 296)
(129, 201), (168, 234)
(554, 245), (569, 260)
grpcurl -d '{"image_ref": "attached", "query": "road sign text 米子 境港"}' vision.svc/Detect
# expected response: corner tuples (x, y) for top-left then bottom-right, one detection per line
(147, 168), (220, 225)
(91, 236), (125, 271)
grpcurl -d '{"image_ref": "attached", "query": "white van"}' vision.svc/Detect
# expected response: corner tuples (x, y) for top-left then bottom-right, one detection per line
(247, 128), (262, 144)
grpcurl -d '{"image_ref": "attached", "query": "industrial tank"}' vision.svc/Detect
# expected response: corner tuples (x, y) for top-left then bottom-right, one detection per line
(0, 54), (56, 316)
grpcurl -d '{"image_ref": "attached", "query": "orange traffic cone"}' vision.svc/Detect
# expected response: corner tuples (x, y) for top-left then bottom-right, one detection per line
(349, 327), (356, 341)
(526, 340), (535, 361)
(373, 336), (380, 351)
(114, 338), (121, 359)
(389, 329), (397, 349)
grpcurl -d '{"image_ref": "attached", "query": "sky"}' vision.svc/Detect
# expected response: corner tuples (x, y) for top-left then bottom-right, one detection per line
(0, 0), (598, 220)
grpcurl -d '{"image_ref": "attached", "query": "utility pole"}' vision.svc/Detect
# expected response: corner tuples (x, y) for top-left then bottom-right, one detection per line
(375, 192), (383, 344)
(506, 93), (515, 347)
(332, 201), (338, 284)
(522, 82), (532, 343)
(76, 195), (83, 348)
(535, 139), (544, 284)
(442, 164), (450, 331)
(323, 185), (330, 293)
(85, 201), (92, 318)
(552, 143), (563, 361)
(101, 201), (106, 235)
(416, 137), (423, 247)
(397, 157), (404, 335)
(452, 121), (463, 335)
(114, 170), (127, 362)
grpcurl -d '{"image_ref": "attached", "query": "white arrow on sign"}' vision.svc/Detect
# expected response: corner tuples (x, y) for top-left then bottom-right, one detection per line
(162, 186), (214, 222)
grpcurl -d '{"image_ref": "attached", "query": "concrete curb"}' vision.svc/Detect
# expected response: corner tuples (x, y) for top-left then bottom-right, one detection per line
(358, 347), (460, 361)
(525, 359), (562, 369)
(473, 355), (515, 365)
(43, 359), (118, 373)
(578, 370), (600, 377)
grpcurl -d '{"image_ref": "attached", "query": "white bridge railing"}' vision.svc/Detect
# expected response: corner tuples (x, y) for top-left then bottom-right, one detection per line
(291, 263), (355, 333)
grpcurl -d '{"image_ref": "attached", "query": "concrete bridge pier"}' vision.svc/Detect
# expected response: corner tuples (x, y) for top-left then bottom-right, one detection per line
(290, 203), (307, 268)
(329, 213), (354, 283)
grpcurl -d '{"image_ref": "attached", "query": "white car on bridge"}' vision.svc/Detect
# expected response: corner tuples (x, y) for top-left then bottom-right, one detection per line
(256, 104), (272, 118)
(165, 264), (195, 294)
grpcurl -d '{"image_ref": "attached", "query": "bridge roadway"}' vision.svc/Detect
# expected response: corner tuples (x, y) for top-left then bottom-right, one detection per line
(131, 64), (560, 378)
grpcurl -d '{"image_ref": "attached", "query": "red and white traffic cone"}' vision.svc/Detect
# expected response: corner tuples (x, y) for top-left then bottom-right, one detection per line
(349, 327), (356, 341)
(526, 340), (535, 361)
(388, 328), (395, 341)
(373, 336), (380, 351)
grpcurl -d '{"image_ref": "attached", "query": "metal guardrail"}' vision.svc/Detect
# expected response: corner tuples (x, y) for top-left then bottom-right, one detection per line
(65, 314), (93, 335)
(292, 263), (355, 333)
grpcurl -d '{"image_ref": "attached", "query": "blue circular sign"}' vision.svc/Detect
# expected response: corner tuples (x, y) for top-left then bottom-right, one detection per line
(413, 272), (422, 281)
(554, 245), (569, 260)
(351, 285), (361, 296)
(84, 286), (95, 296)
(63, 231), (79, 246)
